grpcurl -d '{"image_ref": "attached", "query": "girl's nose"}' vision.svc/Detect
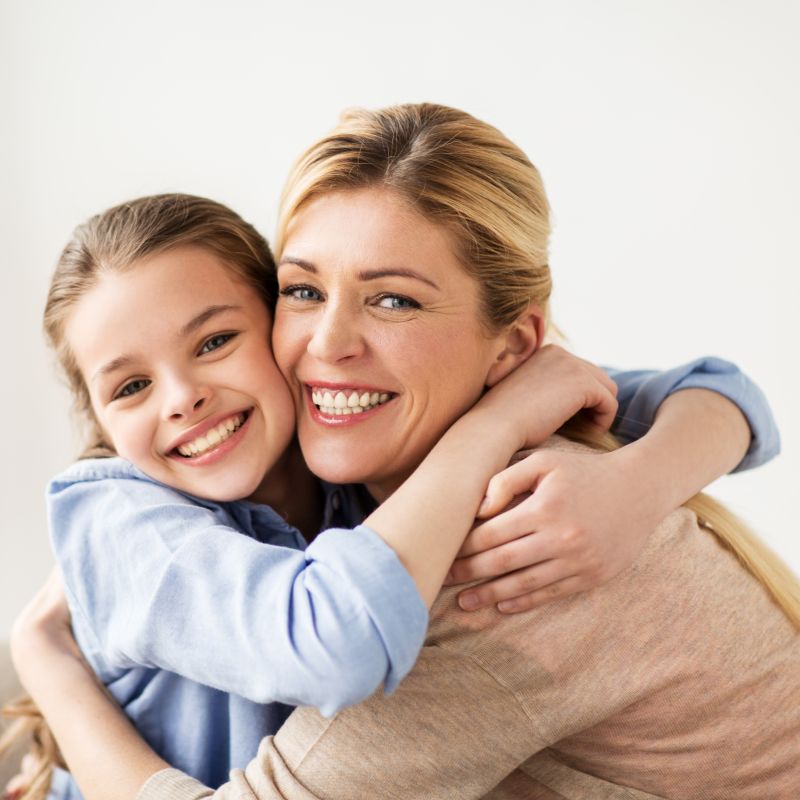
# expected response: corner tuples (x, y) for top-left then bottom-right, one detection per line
(163, 376), (212, 421)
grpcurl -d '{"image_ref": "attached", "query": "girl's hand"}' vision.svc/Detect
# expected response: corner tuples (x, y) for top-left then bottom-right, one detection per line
(446, 446), (662, 612)
(474, 344), (619, 449)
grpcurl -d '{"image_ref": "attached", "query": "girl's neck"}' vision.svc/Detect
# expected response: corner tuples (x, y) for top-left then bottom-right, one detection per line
(248, 438), (324, 542)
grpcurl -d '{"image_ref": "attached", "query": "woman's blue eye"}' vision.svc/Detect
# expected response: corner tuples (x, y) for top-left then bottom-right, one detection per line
(280, 285), (322, 302)
(376, 294), (419, 310)
(199, 333), (234, 355)
(116, 379), (151, 399)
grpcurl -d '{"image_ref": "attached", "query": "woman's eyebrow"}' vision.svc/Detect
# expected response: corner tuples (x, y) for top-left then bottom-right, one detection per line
(279, 256), (316, 272)
(279, 257), (439, 290)
(358, 268), (440, 290)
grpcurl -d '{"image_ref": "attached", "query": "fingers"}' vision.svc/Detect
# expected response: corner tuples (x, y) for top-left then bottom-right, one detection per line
(451, 529), (557, 582)
(496, 575), (589, 613)
(455, 560), (576, 610)
(460, 491), (550, 558)
(476, 452), (553, 519)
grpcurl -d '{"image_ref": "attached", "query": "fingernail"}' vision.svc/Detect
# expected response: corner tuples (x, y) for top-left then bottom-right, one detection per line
(497, 600), (515, 613)
(459, 592), (481, 611)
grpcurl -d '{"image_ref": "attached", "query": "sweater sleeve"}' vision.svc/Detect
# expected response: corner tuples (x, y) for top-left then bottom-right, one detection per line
(136, 645), (539, 800)
(606, 356), (780, 471)
(48, 465), (427, 716)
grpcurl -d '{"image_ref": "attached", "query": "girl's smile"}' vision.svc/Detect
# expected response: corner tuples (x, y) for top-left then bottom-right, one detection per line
(65, 244), (296, 504)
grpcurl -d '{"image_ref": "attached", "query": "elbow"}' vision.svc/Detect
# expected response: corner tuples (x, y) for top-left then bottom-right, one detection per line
(314, 650), (387, 716)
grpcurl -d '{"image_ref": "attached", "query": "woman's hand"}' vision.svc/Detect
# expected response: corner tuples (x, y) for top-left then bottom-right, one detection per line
(445, 445), (663, 612)
(474, 344), (619, 450)
(10, 569), (83, 689)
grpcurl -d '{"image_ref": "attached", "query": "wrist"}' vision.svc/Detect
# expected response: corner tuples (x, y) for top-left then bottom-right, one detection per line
(607, 441), (678, 526)
(450, 404), (525, 458)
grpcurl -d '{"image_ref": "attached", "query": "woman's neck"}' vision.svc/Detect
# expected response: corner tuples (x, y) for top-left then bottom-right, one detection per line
(248, 438), (324, 542)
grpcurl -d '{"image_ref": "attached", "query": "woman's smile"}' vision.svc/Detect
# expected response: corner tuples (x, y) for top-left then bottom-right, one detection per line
(273, 186), (512, 500)
(306, 384), (395, 423)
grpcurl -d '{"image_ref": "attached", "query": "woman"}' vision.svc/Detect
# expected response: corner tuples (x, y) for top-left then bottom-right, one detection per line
(13, 104), (798, 798)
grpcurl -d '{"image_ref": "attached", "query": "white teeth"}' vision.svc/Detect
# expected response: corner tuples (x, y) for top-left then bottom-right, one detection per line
(176, 413), (245, 458)
(311, 387), (393, 416)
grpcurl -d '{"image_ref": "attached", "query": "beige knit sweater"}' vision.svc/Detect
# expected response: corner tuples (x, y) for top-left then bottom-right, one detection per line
(136, 438), (800, 800)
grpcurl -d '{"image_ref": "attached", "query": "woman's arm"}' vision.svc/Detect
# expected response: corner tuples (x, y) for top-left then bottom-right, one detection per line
(11, 577), (532, 800)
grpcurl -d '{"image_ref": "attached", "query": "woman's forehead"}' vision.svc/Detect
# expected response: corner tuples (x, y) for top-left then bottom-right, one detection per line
(280, 187), (469, 283)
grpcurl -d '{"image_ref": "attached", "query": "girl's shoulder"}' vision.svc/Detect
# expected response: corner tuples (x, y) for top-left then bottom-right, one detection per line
(47, 457), (207, 509)
(50, 456), (149, 487)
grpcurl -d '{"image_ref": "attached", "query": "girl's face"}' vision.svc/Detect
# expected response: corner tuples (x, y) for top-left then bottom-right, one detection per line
(273, 187), (512, 501)
(66, 245), (295, 503)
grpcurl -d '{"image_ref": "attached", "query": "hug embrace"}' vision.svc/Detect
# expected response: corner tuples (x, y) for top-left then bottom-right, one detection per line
(4, 104), (798, 799)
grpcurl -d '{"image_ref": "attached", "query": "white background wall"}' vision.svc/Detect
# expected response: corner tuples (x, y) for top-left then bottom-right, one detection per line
(1, 0), (798, 637)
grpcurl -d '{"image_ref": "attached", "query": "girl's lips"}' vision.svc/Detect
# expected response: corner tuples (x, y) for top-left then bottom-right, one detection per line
(168, 409), (253, 466)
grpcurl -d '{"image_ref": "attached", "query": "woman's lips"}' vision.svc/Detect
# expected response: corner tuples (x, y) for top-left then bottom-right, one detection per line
(305, 385), (395, 425)
(169, 409), (253, 465)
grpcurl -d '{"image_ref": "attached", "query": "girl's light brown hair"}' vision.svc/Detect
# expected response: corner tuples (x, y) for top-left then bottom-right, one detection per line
(0, 193), (277, 799)
(44, 192), (278, 458)
(277, 102), (800, 629)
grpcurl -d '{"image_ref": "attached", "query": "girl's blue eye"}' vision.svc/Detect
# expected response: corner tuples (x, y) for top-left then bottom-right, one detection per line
(280, 285), (323, 302)
(376, 294), (420, 310)
(115, 379), (151, 399)
(199, 333), (235, 355)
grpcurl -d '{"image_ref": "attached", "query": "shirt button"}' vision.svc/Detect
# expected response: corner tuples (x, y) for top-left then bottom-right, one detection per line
(331, 493), (341, 511)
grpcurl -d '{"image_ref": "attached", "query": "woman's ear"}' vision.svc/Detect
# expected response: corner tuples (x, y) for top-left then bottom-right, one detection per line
(485, 305), (545, 388)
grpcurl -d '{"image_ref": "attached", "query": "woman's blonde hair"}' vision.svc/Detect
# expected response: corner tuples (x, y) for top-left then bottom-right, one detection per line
(0, 193), (278, 799)
(277, 102), (800, 628)
(276, 103), (552, 334)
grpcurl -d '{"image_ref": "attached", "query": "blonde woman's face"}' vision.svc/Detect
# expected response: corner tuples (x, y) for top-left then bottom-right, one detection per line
(272, 187), (510, 500)
(66, 245), (296, 503)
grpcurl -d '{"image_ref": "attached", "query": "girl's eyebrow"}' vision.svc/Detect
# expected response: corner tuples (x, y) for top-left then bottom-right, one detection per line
(92, 305), (242, 384)
(278, 256), (440, 290)
(179, 304), (242, 336)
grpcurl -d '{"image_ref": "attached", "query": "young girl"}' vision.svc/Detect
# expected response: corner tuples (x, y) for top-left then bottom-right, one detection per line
(4, 192), (777, 800)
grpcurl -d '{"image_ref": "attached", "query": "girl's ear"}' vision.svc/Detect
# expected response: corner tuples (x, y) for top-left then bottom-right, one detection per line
(485, 305), (545, 388)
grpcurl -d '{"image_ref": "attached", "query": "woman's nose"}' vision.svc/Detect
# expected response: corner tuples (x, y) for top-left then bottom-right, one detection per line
(306, 304), (365, 363)
(162, 375), (211, 421)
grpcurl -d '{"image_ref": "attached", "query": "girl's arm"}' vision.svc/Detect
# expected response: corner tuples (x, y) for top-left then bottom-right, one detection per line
(50, 347), (615, 712)
(448, 354), (775, 612)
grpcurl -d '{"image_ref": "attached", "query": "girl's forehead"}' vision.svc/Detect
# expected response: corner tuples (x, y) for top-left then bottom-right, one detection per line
(66, 247), (269, 379)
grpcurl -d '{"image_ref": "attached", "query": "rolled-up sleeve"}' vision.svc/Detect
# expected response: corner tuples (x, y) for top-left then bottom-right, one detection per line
(606, 356), (780, 472)
(49, 463), (427, 716)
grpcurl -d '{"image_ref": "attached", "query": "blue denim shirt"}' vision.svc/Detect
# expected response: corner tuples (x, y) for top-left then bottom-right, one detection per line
(48, 470), (423, 797)
(46, 356), (779, 799)
(607, 356), (779, 470)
